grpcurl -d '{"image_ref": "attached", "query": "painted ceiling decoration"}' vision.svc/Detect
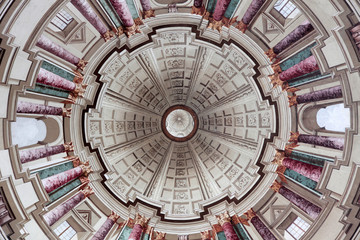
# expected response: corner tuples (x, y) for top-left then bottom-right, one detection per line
(0, 0), (359, 239)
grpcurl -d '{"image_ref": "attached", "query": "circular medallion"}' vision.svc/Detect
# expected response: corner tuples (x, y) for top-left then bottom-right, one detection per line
(161, 105), (198, 142)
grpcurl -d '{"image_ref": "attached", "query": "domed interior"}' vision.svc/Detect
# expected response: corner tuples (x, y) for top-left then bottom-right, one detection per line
(0, 0), (360, 239)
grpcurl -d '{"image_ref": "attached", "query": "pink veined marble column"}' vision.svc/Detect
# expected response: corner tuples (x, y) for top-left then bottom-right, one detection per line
(37, 68), (76, 91)
(279, 55), (319, 81)
(213, 0), (232, 21)
(245, 209), (276, 240)
(140, 0), (151, 11)
(43, 187), (93, 226)
(222, 222), (240, 240)
(19, 142), (73, 163)
(129, 224), (143, 240)
(70, 0), (113, 41)
(36, 35), (87, 70)
(271, 181), (321, 219)
(282, 158), (322, 182)
(91, 212), (119, 240)
(110, 0), (140, 37)
(265, 21), (314, 61)
(17, 101), (62, 116)
(351, 25), (360, 51)
(289, 132), (344, 150)
(236, 0), (265, 32)
(109, 0), (134, 27)
(42, 166), (85, 193)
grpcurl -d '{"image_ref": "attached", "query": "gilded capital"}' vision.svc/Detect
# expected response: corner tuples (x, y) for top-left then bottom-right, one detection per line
(117, 26), (124, 36)
(244, 209), (256, 220)
(191, 5), (204, 15)
(235, 20), (247, 33)
(102, 30), (114, 42)
(200, 230), (211, 240)
(284, 142), (298, 155)
(81, 185), (94, 198)
(155, 231), (166, 240)
(207, 19), (223, 33)
(134, 18), (144, 26)
(202, 11), (210, 20)
(272, 150), (285, 165)
(125, 24), (141, 37)
(271, 63), (282, 74)
(216, 211), (231, 226)
(265, 48), (277, 62)
(134, 213), (149, 228)
(62, 108), (72, 117)
(143, 9), (155, 19)
(77, 59), (88, 71)
(73, 71), (83, 84)
(288, 95), (298, 107)
(289, 131), (300, 144)
(74, 84), (88, 97)
(222, 16), (237, 28)
(270, 180), (282, 192)
(63, 142), (74, 152)
(109, 211), (120, 222)
(80, 164), (92, 176)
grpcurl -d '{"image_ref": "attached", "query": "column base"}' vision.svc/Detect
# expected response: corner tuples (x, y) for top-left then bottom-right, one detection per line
(191, 5), (204, 15)
(223, 16), (237, 28)
(134, 18), (144, 26)
(142, 9), (155, 19)
(265, 48), (277, 61)
(202, 11), (210, 20)
(76, 59), (88, 71)
(102, 30), (114, 42)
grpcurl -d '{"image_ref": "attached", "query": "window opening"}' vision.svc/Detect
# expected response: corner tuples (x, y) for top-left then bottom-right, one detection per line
(51, 9), (73, 31)
(53, 221), (76, 240)
(285, 217), (310, 240)
(274, 0), (299, 18)
(316, 104), (350, 132)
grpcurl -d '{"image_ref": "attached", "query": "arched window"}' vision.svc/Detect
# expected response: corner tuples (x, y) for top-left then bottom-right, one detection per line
(11, 117), (46, 147)
(316, 104), (350, 132)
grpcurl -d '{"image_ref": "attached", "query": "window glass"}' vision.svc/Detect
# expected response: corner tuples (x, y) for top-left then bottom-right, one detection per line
(11, 117), (46, 147)
(316, 104), (350, 132)
(53, 221), (76, 240)
(274, 0), (300, 18)
(51, 9), (73, 31)
(285, 216), (310, 240)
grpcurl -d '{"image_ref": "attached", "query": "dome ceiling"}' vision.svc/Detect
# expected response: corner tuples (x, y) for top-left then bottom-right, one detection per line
(81, 22), (283, 226)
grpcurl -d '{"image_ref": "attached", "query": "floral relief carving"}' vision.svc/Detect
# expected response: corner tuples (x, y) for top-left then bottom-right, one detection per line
(176, 169), (185, 176)
(175, 192), (188, 199)
(145, 122), (151, 128)
(261, 112), (271, 126)
(233, 51), (245, 66)
(225, 117), (233, 126)
(204, 147), (213, 155)
(119, 70), (131, 83)
(167, 59), (184, 68)
(104, 121), (113, 133)
(128, 78), (141, 90)
(133, 162), (143, 173)
(172, 80), (183, 87)
(235, 116), (244, 126)
(170, 71), (184, 78)
(161, 33), (182, 42)
(106, 57), (122, 75)
(208, 83), (218, 92)
(174, 205), (189, 214)
(248, 114), (257, 126)
(176, 179), (187, 187)
(115, 121), (125, 132)
(165, 47), (184, 56)
(235, 176), (251, 190)
(149, 148), (157, 157)
(226, 167), (239, 179)
(127, 172), (135, 181)
(90, 122), (99, 135)
(214, 73), (227, 86)
(219, 159), (229, 170)
(177, 153), (185, 158)
(142, 154), (151, 163)
(115, 180), (126, 193)
(127, 122), (135, 130)
(223, 64), (235, 77)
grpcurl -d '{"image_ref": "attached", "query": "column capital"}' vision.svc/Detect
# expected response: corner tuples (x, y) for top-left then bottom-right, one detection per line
(265, 48), (276, 62)
(288, 95), (298, 107)
(285, 142), (298, 155)
(202, 11), (211, 20)
(223, 16), (237, 28)
(79, 164), (92, 176)
(134, 18), (144, 26)
(200, 230), (211, 240)
(271, 63), (282, 74)
(235, 20), (247, 33)
(244, 209), (256, 220)
(134, 213), (149, 228)
(289, 131), (300, 144)
(155, 231), (166, 240)
(216, 211), (231, 226)
(62, 108), (72, 117)
(73, 70), (83, 84)
(272, 150), (285, 165)
(232, 214), (249, 226)
(63, 142), (74, 152)
(125, 24), (141, 37)
(191, 5), (204, 15)
(109, 211), (120, 222)
(102, 30), (114, 42)
(268, 74), (288, 90)
(74, 83), (88, 97)
(207, 19), (223, 32)
(212, 224), (223, 233)
(270, 180), (282, 192)
(81, 185), (94, 198)
(142, 9), (155, 18)
(77, 59), (88, 71)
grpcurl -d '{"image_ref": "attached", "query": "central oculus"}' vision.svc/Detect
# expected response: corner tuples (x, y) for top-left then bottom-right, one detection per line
(161, 105), (198, 142)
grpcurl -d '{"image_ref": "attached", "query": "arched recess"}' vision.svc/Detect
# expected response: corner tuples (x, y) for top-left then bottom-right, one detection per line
(298, 100), (350, 136)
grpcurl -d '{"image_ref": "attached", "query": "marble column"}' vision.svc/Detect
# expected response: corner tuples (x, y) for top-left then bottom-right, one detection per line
(288, 86), (342, 106)
(207, 0), (232, 32)
(109, 0), (140, 37)
(236, 0), (265, 33)
(43, 186), (93, 226)
(351, 25), (360, 51)
(19, 142), (73, 164)
(271, 180), (321, 219)
(273, 157), (322, 182)
(37, 68), (76, 91)
(265, 21), (314, 61)
(70, 0), (113, 41)
(200, 230), (211, 240)
(140, 0), (155, 18)
(269, 55), (319, 84)
(216, 212), (239, 240)
(17, 101), (71, 117)
(128, 213), (149, 240)
(289, 131), (344, 150)
(244, 209), (277, 240)
(42, 163), (92, 193)
(91, 212), (119, 240)
(36, 35), (88, 70)
(192, 0), (204, 15)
